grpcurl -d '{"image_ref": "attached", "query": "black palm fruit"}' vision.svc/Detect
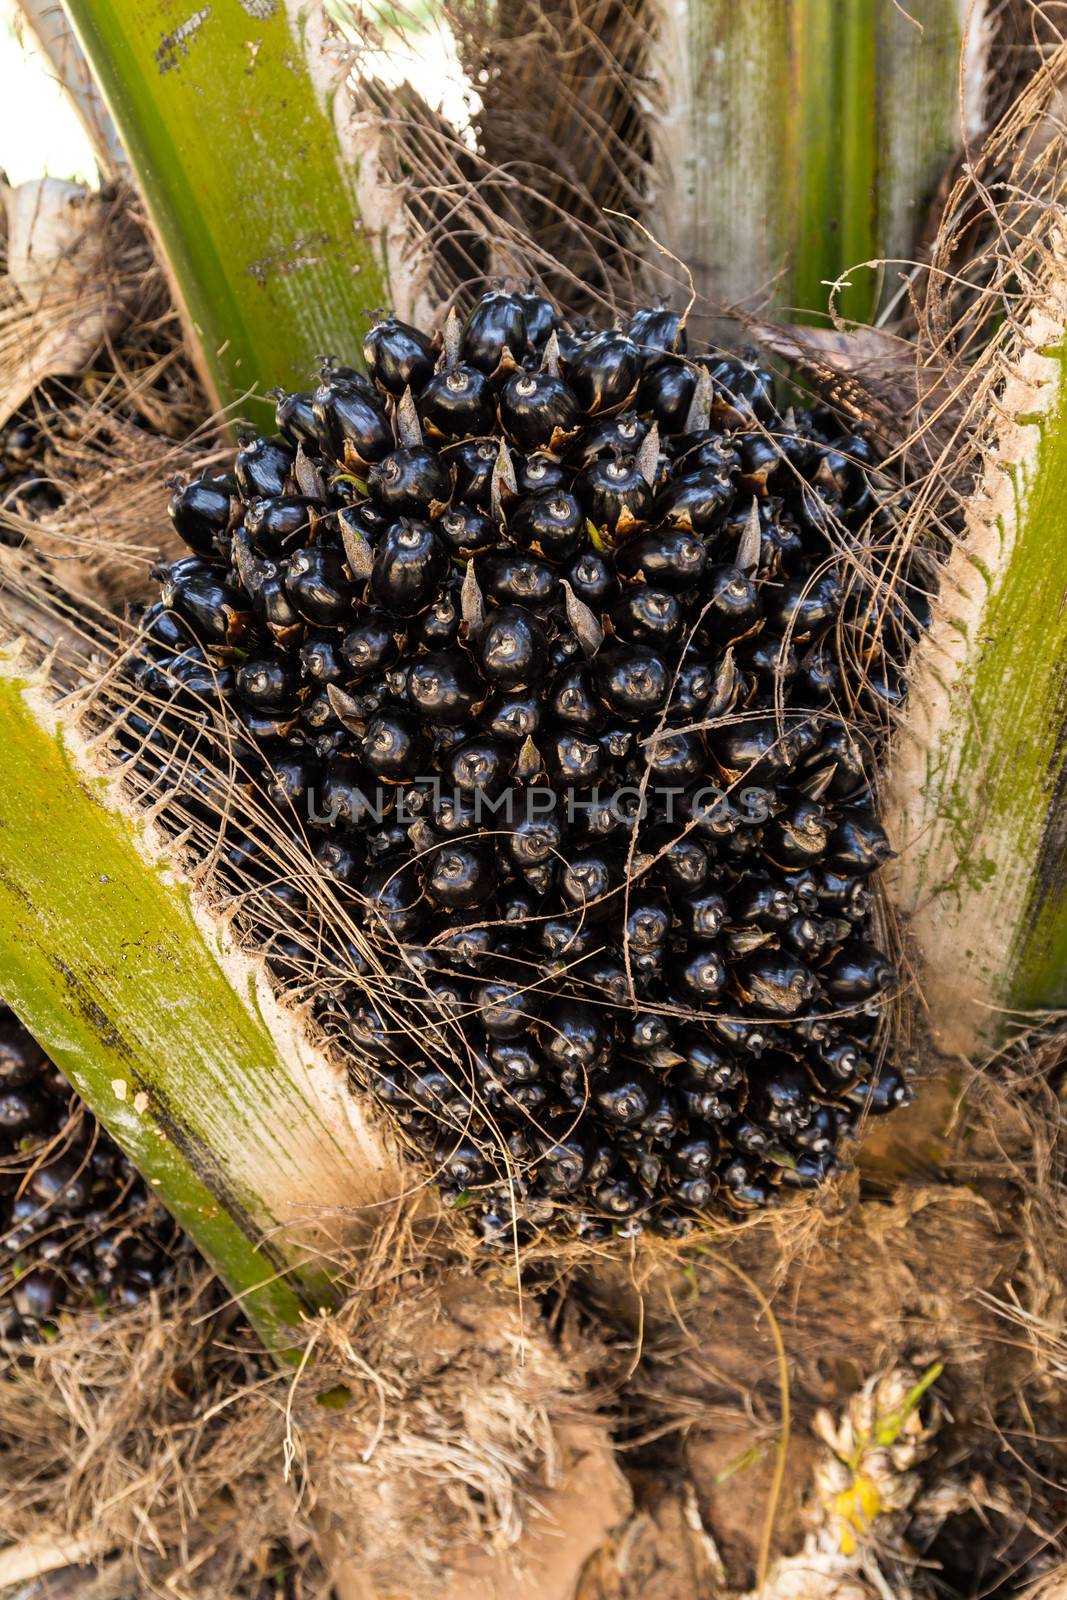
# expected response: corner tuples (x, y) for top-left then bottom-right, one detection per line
(312, 370), (391, 463)
(579, 455), (652, 532)
(627, 305), (686, 356)
(371, 521), (447, 615)
(656, 469), (733, 534)
(478, 605), (547, 688)
(169, 477), (232, 555)
(567, 548), (618, 608)
(285, 547), (353, 626)
(419, 365), (496, 438)
(0, 1004), (188, 1340)
(639, 356), (696, 430)
(499, 371), (579, 449)
(235, 434), (293, 500)
(510, 490), (584, 559)
(160, 562), (251, 646)
(408, 651), (482, 724)
(462, 290), (528, 371)
(517, 452), (568, 494)
(575, 411), (647, 465)
(594, 645), (671, 720)
(147, 292), (907, 1235)
(611, 588), (685, 649)
(244, 494), (322, 557)
(616, 528), (707, 589)
(362, 314), (435, 395)
(476, 544), (559, 604)
(437, 504), (498, 557)
(369, 448), (451, 515)
(566, 331), (641, 414)
(274, 388), (318, 446)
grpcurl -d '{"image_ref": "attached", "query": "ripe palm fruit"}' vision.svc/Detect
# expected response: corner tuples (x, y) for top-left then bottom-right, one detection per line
(142, 290), (912, 1237)
(0, 1004), (187, 1342)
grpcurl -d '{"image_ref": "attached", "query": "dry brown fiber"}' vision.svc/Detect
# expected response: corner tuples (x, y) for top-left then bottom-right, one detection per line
(2, 1049), (1067, 1598)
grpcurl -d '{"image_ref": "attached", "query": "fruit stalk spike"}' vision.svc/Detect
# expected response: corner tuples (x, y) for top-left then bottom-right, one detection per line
(341, 522), (375, 581)
(739, 498), (763, 572)
(490, 438), (517, 522)
(635, 422), (660, 487)
(442, 306), (463, 370)
(684, 366), (713, 433)
(517, 735), (542, 780)
(708, 646), (738, 719)
(461, 560), (486, 633)
(326, 683), (367, 734)
(396, 386), (423, 449)
(295, 444), (325, 500)
(562, 579), (605, 657)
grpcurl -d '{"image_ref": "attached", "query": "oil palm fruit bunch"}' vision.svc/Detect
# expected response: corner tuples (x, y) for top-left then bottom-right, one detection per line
(0, 1002), (187, 1342)
(133, 288), (916, 1237)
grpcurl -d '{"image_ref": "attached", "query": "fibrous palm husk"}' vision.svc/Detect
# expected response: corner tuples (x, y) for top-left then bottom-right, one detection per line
(0, 178), (210, 613)
(0, 1219), (626, 1600)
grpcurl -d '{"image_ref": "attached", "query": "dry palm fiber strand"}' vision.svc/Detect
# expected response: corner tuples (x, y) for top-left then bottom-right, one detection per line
(0, 1206), (617, 1600)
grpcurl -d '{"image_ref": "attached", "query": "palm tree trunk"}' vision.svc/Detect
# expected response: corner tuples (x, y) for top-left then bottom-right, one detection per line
(652, 0), (973, 323)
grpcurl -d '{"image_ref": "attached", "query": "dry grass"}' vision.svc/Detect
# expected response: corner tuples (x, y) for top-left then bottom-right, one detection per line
(1, 1037), (1065, 1598)
(0, 1201), (621, 1600)
(0, 182), (215, 614)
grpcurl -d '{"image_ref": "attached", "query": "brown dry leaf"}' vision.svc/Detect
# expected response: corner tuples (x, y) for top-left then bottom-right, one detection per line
(0, 177), (131, 425)
(743, 319), (958, 448)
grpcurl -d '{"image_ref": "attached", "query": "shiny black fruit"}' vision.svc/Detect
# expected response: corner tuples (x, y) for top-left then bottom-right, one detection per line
(478, 606), (547, 688)
(427, 841), (498, 908)
(169, 478), (232, 555)
(369, 448), (451, 515)
(235, 436), (293, 500)
(285, 547), (354, 625)
(462, 290), (528, 371)
(371, 521), (447, 615)
(499, 371), (579, 450)
(420, 368), (497, 441)
(567, 331), (641, 414)
(363, 314), (436, 395)
(594, 645), (670, 720)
